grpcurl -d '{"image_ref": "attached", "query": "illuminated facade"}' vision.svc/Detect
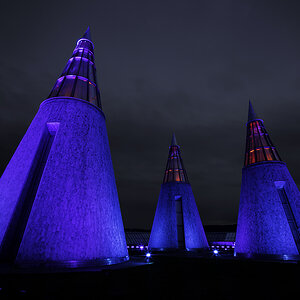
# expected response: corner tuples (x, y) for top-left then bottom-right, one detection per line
(148, 134), (208, 251)
(235, 101), (300, 258)
(0, 28), (128, 266)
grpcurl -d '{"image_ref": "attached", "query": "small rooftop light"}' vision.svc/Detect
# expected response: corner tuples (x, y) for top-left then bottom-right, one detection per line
(213, 249), (219, 255)
(139, 246), (144, 250)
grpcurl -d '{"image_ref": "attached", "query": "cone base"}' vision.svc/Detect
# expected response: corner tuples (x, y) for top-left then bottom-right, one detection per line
(14, 256), (130, 269)
(234, 252), (300, 261)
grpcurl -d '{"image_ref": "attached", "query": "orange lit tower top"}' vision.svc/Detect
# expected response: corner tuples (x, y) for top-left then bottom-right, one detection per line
(163, 133), (189, 183)
(244, 101), (282, 167)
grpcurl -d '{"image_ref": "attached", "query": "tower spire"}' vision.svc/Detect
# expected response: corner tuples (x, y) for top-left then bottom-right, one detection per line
(82, 26), (91, 41)
(48, 27), (101, 108)
(244, 102), (281, 166)
(248, 100), (258, 122)
(170, 132), (177, 146)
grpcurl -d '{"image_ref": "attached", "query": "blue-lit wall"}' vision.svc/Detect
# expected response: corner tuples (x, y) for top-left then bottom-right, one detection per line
(148, 182), (208, 250)
(235, 161), (300, 257)
(0, 97), (128, 265)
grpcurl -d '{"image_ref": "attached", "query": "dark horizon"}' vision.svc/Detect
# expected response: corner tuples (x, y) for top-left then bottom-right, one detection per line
(1, 1), (300, 230)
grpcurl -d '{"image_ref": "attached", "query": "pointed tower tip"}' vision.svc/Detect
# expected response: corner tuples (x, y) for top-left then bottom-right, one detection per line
(248, 100), (258, 122)
(82, 26), (91, 41)
(171, 133), (178, 146)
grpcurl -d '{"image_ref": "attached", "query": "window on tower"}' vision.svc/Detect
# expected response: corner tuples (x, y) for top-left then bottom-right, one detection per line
(163, 146), (189, 183)
(244, 120), (281, 166)
(47, 35), (101, 109)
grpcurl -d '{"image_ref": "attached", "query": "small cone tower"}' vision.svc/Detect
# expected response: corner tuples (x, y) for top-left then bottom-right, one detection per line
(235, 101), (300, 258)
(0, 28), (128, 266)
(148, 134), (208, 251)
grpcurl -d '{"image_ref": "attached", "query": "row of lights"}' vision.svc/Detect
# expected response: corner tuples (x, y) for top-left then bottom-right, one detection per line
(126, 244), (237, 258)
(127, 245), (148, 250)
(127, 245), (234, 252)
(211, 245), (234, 250)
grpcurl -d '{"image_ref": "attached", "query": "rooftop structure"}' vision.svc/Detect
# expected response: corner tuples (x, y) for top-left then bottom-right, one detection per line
(125, 226), (236, 254)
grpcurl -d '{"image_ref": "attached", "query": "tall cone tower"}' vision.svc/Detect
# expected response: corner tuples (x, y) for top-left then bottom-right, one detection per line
(148, 134), (208, 251)
(235, 101), (300, 258)
(0, 28), (128, 266)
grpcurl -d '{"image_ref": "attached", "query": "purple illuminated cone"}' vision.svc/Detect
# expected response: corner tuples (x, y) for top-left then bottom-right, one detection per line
(148, 134), (208, 251)
(0, 28), (128, 266)
(235, 101), (300, 258)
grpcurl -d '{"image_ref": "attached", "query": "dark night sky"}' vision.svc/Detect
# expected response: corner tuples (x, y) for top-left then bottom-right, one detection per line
(1, 1), (300, 229)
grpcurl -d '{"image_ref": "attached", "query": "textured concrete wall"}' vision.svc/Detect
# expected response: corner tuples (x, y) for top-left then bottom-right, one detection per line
(148, 182), (208, 250)
(0, 97), (128, 264)
(235, 161), (300, 256)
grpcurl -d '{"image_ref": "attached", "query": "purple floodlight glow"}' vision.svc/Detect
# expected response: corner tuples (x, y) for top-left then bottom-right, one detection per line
(236, 103), (300, 258)
(235, 162), (300, 257)
(76, 38), (94, 49)
(73, 48), (94, 58)
(148, 134), (208, 252)
(0, 28), (129, 267)
(0, 97), (128, 266)
(69, 57), (95, 66)
(148, 182), (209, 251)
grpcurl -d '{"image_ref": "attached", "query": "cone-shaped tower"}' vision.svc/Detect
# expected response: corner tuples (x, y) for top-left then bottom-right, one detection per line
(148, 134), (208, 251)
(235, 101), (300, 258)
(0, 28), (128, 266)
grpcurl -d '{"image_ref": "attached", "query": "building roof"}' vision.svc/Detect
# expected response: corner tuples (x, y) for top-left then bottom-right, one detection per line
(125, 231), (151, 246)
(125, 227), (236, 245)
